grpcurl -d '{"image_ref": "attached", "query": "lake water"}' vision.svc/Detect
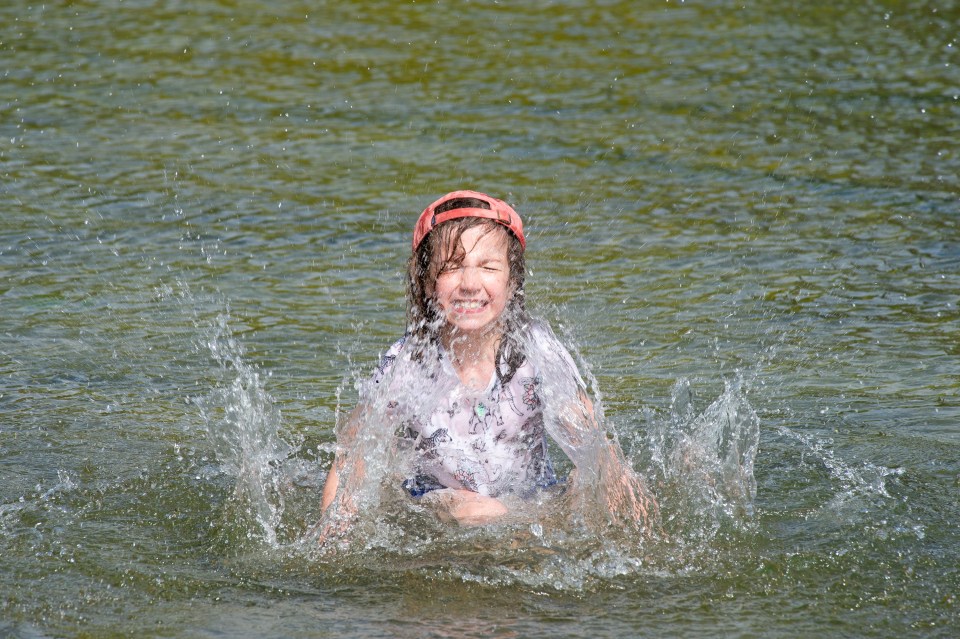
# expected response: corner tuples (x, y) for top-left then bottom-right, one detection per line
(2, 0), (958, 637)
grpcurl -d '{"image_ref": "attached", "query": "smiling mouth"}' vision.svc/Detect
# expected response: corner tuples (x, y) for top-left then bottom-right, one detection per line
(452, 300), (487, 312)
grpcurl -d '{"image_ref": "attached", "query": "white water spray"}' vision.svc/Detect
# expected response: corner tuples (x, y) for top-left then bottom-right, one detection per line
(196, 314), (296, 547)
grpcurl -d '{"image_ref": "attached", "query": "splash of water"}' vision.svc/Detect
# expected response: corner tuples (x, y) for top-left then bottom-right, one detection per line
(192, 310), (771, 585)
(638, 375), (763, 565)
(185, 312), (837, 591)
(773, 424), (901, 518)
(195, 313), (298, 548)
(185, 304), (917, 592)
(307, 319), (768, 576)
(654, 376), (760, 514)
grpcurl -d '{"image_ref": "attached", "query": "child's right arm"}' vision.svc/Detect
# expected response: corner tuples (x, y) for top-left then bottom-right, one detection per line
(320, 456), (342, 513)
(316, 404), (367, 542)
(318, 339), (408, 545)
(320, 401), (366, 512)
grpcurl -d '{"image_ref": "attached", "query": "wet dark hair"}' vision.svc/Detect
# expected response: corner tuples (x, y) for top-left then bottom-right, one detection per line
(406, 216), (528, 383)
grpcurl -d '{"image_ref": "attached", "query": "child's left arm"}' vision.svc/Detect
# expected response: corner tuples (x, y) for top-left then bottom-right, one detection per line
(555, 390), (660, 534)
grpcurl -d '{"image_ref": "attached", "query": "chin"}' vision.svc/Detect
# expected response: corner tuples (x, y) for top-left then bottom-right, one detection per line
(447, 315), (497, 335)
(450, 321), (492, 334)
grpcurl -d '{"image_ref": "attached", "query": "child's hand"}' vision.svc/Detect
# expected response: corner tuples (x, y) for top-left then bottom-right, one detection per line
(421, 488), (508, 526)
(606, 470), (658, 533)
(571, 445), (660, 535)
(314, 494), (357, 547)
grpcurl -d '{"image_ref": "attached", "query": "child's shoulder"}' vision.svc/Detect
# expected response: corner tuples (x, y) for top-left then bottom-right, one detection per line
(522, 318), (565, 351)
(520, 318), (584, 384)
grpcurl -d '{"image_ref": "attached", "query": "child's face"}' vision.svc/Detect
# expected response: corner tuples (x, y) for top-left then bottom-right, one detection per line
(432, 225), (513, 338)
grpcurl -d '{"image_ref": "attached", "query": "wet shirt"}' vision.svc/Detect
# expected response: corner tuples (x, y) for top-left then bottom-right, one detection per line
(368, 327), (576, 498)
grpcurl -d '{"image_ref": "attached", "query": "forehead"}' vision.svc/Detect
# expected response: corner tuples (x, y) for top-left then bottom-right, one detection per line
(439, 223), (511, 258)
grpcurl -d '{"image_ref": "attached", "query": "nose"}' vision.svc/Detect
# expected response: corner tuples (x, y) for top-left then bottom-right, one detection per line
(457, 265), (481, 292)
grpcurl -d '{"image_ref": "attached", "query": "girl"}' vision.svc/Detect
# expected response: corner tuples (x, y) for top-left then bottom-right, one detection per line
(320, 190), (657, 535)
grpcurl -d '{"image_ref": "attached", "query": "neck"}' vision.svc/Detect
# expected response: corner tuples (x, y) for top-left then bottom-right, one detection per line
(444, 327), (499, 362)
(442, 326), (501, 388)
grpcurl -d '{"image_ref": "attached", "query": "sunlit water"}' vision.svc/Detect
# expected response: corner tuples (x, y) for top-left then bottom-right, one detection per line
(2, 0), (958, 637)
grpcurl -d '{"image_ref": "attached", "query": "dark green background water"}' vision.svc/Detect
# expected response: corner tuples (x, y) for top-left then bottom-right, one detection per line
(2, 1), (958, 637)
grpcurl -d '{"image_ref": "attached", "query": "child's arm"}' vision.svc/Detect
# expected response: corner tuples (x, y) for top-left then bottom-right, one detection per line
(555, 390), (659, 534)
(524, 322), (658, 532)
(316, 404), (366, 542)
(419, 488), (508, 526)
(318, 338), (409, 542)
(320, 454), (344, 513)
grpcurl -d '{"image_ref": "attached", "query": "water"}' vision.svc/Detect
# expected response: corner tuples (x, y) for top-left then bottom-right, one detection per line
(2, 0), (958, 636)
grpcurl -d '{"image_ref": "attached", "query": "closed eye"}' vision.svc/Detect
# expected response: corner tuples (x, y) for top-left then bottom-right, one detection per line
(480, 260), (506, 271)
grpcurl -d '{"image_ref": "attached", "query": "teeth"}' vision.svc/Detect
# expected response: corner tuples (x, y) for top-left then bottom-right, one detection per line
(455, 300), (485, 310)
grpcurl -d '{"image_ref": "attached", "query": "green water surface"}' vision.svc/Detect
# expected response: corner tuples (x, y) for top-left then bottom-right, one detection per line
(2, 1), (958, 637)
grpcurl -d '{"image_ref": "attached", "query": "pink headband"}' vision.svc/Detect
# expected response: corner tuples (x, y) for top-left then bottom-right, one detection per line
(412, 190), (525, 251)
